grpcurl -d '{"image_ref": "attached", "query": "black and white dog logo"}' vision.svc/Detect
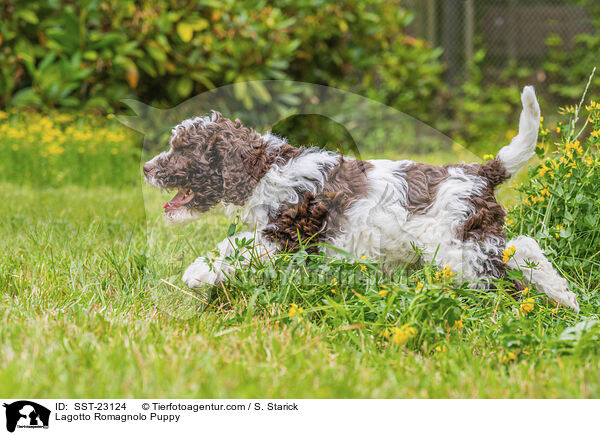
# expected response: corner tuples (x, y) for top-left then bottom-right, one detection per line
(3, 401), (50, 433)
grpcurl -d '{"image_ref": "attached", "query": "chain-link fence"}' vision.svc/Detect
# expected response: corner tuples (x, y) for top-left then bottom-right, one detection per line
(403, 0), (594, 86)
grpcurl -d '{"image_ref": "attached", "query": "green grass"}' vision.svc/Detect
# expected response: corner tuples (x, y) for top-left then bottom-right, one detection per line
(1, 181), (600, 398)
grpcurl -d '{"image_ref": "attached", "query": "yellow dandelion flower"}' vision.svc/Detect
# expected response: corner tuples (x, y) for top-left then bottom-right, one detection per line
(565, 141), (583, 155)
(537, 164), (550, 177)
(53, 113), (74, 123)
(378, 289), (388, 297)
(442, 264), (455, 278)
(289, 304), (297, 318)
(520, 298), (535, 315)
(502, 246), (516, 263)
(500, 351), (517, 364)
(452, 318), (464, 331)
(46, 144), (65, 156)
(289, 303), (304, 319)
(391, 325), (417, 345)
(522, 287), (529, 296)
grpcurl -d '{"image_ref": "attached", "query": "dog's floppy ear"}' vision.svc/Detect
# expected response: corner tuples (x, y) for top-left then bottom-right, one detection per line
(219, 119), (271, 205)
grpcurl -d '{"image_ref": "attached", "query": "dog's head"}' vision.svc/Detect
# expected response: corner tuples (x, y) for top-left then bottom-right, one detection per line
(143, 111), (277, 223)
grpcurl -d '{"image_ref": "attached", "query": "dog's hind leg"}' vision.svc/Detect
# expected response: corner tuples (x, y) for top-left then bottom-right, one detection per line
(425, 240), (525, 299)
(505, 235), (579, 311)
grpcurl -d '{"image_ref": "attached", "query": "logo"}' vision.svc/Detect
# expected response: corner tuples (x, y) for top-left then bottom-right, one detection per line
(3, 401), (50, 433)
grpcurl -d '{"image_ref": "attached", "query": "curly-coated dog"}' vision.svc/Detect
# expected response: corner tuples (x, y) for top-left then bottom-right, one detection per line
(143, 86), (579, 310)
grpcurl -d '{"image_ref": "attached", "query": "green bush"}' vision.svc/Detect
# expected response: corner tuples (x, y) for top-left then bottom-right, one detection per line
(0, 0), (444, 119)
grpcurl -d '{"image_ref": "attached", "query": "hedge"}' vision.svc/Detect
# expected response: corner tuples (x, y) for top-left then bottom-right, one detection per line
(0, 0), (443, 122)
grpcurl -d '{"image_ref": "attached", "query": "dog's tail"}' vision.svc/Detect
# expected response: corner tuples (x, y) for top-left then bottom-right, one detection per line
(494, 86), (541, 179)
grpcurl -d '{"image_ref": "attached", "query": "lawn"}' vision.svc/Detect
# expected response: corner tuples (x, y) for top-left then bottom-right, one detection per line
(1, 112), (600, 398)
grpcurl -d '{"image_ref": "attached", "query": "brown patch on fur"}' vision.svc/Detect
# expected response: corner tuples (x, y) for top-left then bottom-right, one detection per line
(456, 158), (521, 296)
(401, 163), (449, 214)
(206, 116), (301, 206)
(458, 185), (506, 242)
(399, 158), (509, 216)
(457, 158), (509, 243)
(262, 156), (373, 252)
(143, 112), (301, 212)
(459, 157), (510, 187)
(479, 158), (510, 187)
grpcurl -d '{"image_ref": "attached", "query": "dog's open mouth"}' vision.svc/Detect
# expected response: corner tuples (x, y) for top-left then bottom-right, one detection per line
(163, 188), (194, 212)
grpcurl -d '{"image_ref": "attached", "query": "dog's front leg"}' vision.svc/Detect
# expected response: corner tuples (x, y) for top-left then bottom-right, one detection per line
(182, 231), (275, 289)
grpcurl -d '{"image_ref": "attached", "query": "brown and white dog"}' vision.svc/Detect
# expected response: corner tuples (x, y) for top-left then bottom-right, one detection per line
(143, 86), (579, 310)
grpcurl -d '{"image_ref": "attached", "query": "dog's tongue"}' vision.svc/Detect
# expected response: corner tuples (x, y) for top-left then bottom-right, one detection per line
(163, 188), (194, 211)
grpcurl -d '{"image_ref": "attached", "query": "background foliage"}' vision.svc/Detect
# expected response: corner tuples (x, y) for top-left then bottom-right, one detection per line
(3, 0), (600, 154)
(0, 0), (443, 118)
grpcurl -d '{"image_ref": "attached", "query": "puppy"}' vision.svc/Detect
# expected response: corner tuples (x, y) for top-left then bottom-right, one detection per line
(143, 86), (579, 311)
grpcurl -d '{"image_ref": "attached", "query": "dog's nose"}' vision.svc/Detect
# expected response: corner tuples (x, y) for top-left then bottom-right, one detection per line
(143, 163), (151, 174)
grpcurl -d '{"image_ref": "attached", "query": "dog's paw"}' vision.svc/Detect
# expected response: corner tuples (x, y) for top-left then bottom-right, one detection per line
(182, 257), (219, 288)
